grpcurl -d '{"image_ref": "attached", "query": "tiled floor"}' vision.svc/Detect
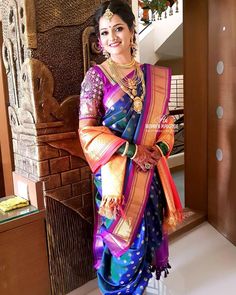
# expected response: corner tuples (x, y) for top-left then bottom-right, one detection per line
(69, 222), (236, 295)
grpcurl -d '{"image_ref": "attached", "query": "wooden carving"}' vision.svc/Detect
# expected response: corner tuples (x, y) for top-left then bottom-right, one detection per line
(18, 0), (37, 49)
(2, 38), (19, 107)
(3, 0), (37, 50)
(83, 26), (101, 75)
(2, 0), (37, 118)
(82, 26), (104, 75)
(34, 0), (101, 32)
(20, 58), (61, 123)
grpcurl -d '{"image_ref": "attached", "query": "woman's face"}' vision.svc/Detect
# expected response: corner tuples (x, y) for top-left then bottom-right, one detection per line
(99, 14), (133, 59)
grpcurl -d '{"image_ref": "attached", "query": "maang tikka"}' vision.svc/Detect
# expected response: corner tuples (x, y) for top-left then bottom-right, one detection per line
(101, 6), (113, 58)
(103, 7), (113, 21)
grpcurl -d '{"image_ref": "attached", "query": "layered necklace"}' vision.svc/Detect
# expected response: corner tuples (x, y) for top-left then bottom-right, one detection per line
(107, 58), (146, 114)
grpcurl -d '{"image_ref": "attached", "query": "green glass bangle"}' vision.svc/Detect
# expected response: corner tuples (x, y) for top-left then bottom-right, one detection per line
(156, 142), (169, 156)
(117, 142), (136, 158)
(121, 141), (129, 156)
(118, 141), (168, 158)
(126, 143), (136, 158)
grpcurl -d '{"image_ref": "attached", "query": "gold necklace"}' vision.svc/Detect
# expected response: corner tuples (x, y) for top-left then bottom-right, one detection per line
(108, 59), (141, 88)
(108, 59), (142, 90)
(110, 58), (136, 69)
(108, 59), (146, 114)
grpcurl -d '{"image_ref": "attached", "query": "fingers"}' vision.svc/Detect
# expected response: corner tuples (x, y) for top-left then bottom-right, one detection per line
(136, 164), (149, 173)
(134, 156), (156, 167)
(135, 160), (156, 172)
(132, 145), (162, 172)
(136, 164), (145, 172)
(150, 146), (162, 161)
(148, 158), (158, 166)
(150, 153), (161, 161)
(136, 165), (142, 172)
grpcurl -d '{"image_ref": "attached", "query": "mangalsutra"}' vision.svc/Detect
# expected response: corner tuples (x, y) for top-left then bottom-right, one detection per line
(108, 58), (146, 114)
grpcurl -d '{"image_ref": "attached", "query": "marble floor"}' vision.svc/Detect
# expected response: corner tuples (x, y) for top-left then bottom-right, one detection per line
(69, 222), (236, 295)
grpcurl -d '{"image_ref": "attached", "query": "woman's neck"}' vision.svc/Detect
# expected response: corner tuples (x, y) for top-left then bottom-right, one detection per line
(110, 53), (133, 65)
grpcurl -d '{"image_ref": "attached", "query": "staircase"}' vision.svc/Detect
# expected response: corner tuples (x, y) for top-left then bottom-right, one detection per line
(138, 0), (183, 64)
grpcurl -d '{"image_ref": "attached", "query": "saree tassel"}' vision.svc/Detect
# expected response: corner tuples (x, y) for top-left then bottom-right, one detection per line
(155, 262), (171, 280)
(149, 262), (171, 280)
(98, 195), (124, 220)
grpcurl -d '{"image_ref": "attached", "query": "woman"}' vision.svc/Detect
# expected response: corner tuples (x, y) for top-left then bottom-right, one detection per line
(79, 1), (182, 294)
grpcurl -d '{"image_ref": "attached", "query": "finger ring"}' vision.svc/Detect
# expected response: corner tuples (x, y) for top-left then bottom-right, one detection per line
(144, 163), (152, 170)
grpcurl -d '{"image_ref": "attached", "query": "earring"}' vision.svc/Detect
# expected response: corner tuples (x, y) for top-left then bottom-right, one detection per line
(102, 49), (110, 59)
(98, 38), (110, 59)
(130, 39), (137, 57)
(98, 38), (103, 51)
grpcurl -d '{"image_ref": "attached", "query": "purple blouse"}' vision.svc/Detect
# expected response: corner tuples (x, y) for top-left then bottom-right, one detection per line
(79, 67), (104, 121)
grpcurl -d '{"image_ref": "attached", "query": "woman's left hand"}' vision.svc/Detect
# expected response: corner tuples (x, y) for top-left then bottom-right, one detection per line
(135, 145), (162, 172)
(150, 145), (163, 160)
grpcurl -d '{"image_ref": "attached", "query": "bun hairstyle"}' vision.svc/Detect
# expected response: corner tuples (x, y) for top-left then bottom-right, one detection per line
(94, 0), (136, 37)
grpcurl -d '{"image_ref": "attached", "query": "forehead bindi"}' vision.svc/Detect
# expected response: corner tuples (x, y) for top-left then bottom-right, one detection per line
(99, 14), (126, 30)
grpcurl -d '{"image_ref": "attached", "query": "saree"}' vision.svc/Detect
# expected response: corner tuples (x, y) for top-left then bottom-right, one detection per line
(79, 64), (182, 295)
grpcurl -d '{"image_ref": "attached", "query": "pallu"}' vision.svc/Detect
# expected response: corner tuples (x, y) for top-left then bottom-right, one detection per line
(79, 64), (183, 295)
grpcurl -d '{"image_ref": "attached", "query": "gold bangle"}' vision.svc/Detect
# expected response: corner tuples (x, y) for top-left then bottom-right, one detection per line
(130, 144), (138, 160)
(121, 141), (129, 157)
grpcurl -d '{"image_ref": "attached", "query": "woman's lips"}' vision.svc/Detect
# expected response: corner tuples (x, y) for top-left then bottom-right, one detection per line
(109, 42), (121, 47)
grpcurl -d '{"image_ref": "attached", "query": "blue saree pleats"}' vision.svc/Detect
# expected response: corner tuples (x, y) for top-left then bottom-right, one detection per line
(96, 168), (166, 295)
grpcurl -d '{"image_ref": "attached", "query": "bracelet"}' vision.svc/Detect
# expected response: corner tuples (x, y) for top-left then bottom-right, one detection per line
(155, 144), (164, 157)
(130, 144), (138, 160)
(121, 141), (129, 157)
(160, 140), (170, 152)
(156, 141), (169, 156)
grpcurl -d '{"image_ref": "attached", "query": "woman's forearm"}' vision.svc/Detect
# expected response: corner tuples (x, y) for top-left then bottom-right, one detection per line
(117, 141), (169, 158)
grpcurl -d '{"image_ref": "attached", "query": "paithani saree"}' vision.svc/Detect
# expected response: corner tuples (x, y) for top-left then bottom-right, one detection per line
(79, 63), (182, 295)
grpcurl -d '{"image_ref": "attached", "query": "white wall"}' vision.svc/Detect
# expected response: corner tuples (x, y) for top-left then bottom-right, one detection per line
(139, 24), (158, 65)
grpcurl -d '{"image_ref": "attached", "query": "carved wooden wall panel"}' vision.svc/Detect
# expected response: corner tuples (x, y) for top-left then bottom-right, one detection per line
(35, 0), (101, 32)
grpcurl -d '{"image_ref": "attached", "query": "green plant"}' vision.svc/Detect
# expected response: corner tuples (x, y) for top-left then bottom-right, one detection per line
(142, 0), (177, 18)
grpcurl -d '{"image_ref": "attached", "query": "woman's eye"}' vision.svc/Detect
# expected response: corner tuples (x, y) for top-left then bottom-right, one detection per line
(100, 31), (108, 36)
(115, 27), (123, 32)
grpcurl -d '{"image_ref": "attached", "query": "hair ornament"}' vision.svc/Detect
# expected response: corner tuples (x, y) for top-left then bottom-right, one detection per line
(103, 8), (114, 21)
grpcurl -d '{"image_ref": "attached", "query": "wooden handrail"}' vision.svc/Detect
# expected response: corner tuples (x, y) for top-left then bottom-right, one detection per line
(169, 108), (184, 115)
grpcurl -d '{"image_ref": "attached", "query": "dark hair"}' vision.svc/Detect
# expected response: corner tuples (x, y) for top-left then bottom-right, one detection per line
(94, 0), (135, 37)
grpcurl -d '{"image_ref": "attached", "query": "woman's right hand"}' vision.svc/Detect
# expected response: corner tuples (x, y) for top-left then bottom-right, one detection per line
(132, 145), (161, 172)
